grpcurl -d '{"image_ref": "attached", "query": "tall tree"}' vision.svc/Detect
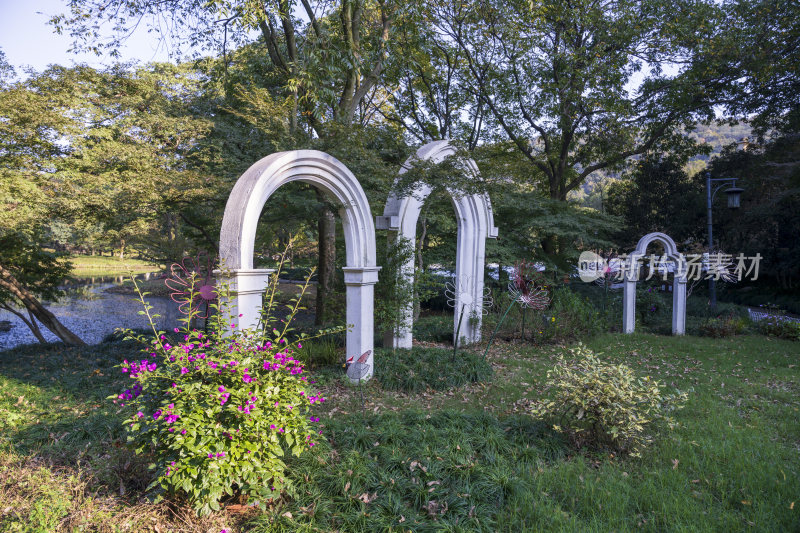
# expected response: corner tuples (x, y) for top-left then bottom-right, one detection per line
(51, 0), (410, 324)
(0, 54), (86, 344)
(427, 0), (722, 254)
(710, 0), (800, 137)
(606, 156), (705, 247)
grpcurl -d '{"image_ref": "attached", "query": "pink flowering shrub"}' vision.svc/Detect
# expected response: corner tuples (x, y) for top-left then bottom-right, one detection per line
(114, 257), (331, 515)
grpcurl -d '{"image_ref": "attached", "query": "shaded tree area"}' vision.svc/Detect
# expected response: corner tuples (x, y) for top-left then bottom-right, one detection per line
(606, 156), (705, 248)
(1, 0), (798, 343)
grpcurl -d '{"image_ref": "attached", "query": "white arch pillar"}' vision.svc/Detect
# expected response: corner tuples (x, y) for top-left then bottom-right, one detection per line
(623, 232), (687, 336)
(218, 150), (379, 377)
(377, 141), (498, 349)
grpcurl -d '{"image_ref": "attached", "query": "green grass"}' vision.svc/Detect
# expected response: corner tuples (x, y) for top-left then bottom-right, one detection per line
(375, 347), (493, 392)
(0, 334), (798, 531)
(68, 254), (162, 275)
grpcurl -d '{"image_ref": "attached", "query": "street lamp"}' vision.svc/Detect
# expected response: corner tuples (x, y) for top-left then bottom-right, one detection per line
(705, 171), (743, 310)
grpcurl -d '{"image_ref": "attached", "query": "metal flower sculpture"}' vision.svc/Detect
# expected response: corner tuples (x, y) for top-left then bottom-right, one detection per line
(165, 253), (217, 320)
(483, 260), (551, 360)
(508, 261), (550, 310)
(444, 276), (493, 360)
(346, 350), (371, 413)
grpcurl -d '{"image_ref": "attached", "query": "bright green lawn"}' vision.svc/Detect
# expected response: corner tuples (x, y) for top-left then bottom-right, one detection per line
(0, 334), (797, 532)
(67, 254), (162, 275)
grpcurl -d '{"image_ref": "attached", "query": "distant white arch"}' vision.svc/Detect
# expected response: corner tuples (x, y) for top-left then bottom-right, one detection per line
(623, 232), (687, 335)
(377, 140), (498, 348)
(219, 150), (379, 376)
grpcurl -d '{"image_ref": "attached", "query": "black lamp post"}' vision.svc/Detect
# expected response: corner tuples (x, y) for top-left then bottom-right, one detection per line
(705, 171), (743, 310)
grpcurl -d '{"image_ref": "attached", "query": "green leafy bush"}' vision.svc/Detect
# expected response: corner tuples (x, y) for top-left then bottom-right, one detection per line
(531, 344), (687, 456)
(757, 317), (800, 341)
(412, 314), (453, 343)
(115, 258), (335, 514)
(293, 337), (342, 368)
(539, 287), (602, 343)
(376, 347), (492, 392)
(635, 284), (666, 326)
(700, 314), (749, 338)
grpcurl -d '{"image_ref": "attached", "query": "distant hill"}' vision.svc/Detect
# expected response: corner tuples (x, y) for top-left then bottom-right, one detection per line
(686, 121), (752, 160)
(573, 121), (752, 209)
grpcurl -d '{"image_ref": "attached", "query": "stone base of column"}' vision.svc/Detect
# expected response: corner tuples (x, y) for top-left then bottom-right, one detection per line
(343, 266), (381, 381)
(623, 278), (637, 334)
(214, 269), (275, 332)
(672, 279), (687, 335)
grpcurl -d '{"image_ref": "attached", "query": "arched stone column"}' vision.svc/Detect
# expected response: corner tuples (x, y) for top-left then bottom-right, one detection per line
(623, 232), (687, 335)
(218, 150), (379, 377)
(376, 141), (498, 348)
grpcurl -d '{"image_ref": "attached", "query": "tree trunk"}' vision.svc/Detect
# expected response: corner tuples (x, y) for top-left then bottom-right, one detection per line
(541, 235), (557, 256)
(0, 303), (47, 343)
(0, 264), (85, 346)
(315, 189), (336, 326)
(119, 238), (125, 260)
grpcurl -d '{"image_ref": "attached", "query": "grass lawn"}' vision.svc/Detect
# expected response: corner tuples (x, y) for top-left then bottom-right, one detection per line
(0, 334), (797, 531)
(68, 254), (162, 276)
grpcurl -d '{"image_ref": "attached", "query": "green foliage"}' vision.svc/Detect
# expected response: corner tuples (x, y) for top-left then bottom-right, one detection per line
(374, 237), (416, 340)
(531, 345), (688, 456)
(699, 314), (749, 338)
(375, 347), (492, 393)
(756, 319), (800, 341)
(708, 133), (800, 290)
(541, 287), (603, 343)
(2, 331), (800, 530)
(606, 155), (705, 248)
(412, 314), (453, 343)
(0, 232), (71, 305)
(259, 410), (566, 532)
(115, 261), (333, 515)
(293, 337), (342, 368)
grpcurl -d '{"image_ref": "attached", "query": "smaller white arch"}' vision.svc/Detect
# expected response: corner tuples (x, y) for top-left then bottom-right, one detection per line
(623, 232), (687, 335)
(219, 150), (379, 376)
(377, 140), (498, 348)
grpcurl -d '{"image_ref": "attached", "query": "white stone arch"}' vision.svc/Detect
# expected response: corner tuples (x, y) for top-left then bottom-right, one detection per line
(376, 140), (499, 348)
(623, 232), (688, 335)
(219, 150), (380, 376)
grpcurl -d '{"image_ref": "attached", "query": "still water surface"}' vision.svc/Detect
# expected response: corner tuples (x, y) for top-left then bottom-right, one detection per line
(0, 273), (181, 351)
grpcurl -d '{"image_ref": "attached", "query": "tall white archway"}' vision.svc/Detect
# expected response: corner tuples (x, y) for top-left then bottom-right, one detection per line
(376, 140), (498, 348)
(219, 150), (380, 376)
(623, 232), (688, 335)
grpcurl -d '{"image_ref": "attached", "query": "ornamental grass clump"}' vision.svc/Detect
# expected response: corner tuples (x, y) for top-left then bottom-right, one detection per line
(531, 344), (687, 456)
(113, 246), (336, 515)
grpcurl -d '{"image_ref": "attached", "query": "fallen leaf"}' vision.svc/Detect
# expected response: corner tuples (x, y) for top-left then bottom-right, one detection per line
(344, 481), (350, 492)
(282, 511), (293, 518)
(672, 459), (679, 470)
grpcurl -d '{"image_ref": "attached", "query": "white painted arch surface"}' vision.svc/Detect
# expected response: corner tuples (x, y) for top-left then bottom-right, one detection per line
(219, 150), (379, 376)
(377, 140), (498, 348)
(623, 232), (688, 335)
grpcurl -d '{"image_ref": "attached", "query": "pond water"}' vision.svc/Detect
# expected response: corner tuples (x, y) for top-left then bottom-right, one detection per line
(0, 272), (182, 351)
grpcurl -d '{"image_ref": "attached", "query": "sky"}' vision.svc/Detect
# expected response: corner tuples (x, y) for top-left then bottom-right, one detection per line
(0, 0), (174, 75)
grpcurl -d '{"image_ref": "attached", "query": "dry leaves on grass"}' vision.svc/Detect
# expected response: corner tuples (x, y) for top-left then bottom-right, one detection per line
(0, 453), (241, 532)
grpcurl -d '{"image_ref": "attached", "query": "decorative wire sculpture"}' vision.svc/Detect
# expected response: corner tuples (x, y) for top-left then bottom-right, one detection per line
(444, 277), (493, 360)
(482, 261), (550, 360)
(507, 261), (549, 341)
(165, 253), (217, 330)
(593, 253), (623, 311)
(346, 350), (372, 413)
